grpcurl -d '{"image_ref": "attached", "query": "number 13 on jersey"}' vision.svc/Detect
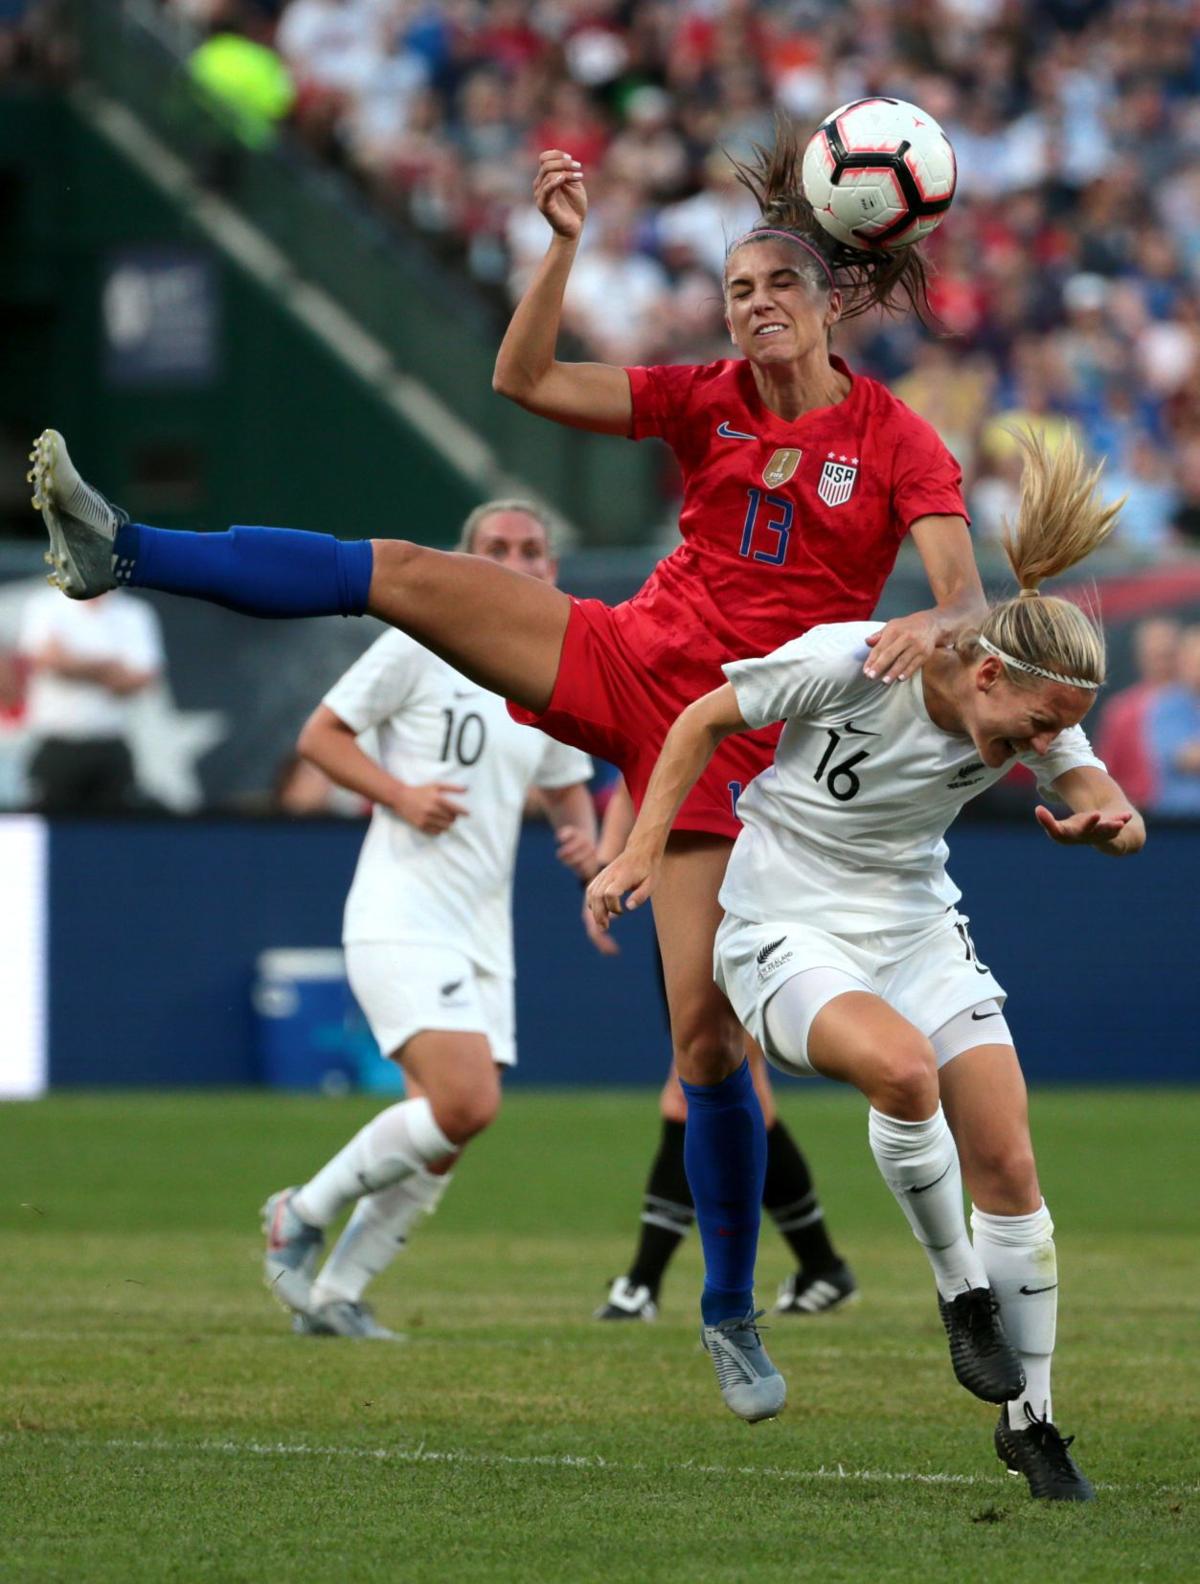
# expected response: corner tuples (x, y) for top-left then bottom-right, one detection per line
(739, 488), (793, 566)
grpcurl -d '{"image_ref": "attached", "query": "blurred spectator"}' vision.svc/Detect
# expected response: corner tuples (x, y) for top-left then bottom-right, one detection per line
(0, 0), (33, 73)
(1095, 616), (1181, 809)
(561, 182), (672, 364)
(18, 588), (163, 813)
(1170, 439), (1200, 547)
(188, 28), (295, 148)
(0, 645), (28, 808)
(1146, 624), (1200, 816)
(654, 149), (760, 281)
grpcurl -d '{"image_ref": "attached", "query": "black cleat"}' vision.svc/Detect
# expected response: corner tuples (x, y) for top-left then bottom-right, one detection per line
(996, 1404), (1096, 1501)
(938, 1286), (1025, 1403)
(593, 1276), (658, 1321)
(774, 1260), (859, 1315)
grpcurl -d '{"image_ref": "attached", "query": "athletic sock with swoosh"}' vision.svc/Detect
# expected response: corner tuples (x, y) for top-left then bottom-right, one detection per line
(868, 1106), (987, 1299)
(310, 1167), (452, 1307)
(293, 1099), (456, 1227)
(971, 1201), (1057, 1428)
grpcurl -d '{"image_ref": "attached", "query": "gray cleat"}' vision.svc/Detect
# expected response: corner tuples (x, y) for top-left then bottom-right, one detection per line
(262, 1188), (323, 1314)
(294, 1300), (404, 1341)
(28, 428), (125, 599)
(701, 1309), (787, 1423)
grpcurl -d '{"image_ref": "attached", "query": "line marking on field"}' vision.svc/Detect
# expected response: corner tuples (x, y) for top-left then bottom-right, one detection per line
(9, 1432), (1192, 1495)
(0, 1430), (1001, 1487)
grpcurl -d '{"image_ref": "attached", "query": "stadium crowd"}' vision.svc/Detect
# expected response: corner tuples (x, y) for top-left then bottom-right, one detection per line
(145, 0), (1200, 557)
(4, 2), (1200, 812)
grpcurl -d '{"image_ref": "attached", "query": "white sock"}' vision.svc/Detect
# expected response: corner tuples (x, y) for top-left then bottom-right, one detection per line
(972, 1200), (1057, 1429)
(310, 1169), (453, 1307)
(292, 1098), (455, 1228)
(868, 1106), (987, 1300)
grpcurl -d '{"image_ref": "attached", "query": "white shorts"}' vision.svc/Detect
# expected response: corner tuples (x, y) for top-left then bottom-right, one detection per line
(714, 908), (1010, 1079)
(344, 941), (516, 1067)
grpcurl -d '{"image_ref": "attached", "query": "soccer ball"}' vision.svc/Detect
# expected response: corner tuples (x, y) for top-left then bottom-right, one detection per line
(801, 98), (956, 251)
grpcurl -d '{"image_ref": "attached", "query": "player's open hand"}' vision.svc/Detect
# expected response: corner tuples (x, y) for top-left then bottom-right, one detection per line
(394, 781), (468, 836)
(863, 610), (946, 683)
(535, 149), (587, 239)
(586, 848), (659, 932)
(1034, 804), (1139, 855)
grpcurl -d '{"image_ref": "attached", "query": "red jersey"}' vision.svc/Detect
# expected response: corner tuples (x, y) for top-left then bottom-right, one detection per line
(512, 354), (967, 837)
(616, 355), (966, 674)
(1095, 683), (1158, 809)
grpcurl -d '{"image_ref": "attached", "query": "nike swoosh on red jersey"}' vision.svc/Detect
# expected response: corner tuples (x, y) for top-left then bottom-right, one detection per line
(716, 421), (757, 440)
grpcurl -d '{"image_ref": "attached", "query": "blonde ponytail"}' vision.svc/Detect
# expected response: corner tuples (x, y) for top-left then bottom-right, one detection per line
(963, 430), (1122, 691)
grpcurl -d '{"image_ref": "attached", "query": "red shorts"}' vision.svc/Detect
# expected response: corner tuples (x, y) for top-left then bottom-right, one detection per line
(508, 597), (781, 839)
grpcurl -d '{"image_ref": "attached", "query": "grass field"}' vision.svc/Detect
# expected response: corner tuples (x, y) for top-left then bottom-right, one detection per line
(2, 1088), (1197, 1582)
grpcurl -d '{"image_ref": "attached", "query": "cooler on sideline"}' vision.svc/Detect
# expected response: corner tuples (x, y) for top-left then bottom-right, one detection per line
(253, 948), (401, 1093)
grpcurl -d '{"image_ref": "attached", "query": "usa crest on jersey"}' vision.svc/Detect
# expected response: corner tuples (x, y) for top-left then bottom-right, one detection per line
(817, 454), (859, 507)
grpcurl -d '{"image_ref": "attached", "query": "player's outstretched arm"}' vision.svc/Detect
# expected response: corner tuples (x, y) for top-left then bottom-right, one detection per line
(864, 514), (987, 683)
(1035, 765), (1146, 857)
(586, 685), (749, 929)
(298, 704), (467, 835)
(492, 150), (632, 436)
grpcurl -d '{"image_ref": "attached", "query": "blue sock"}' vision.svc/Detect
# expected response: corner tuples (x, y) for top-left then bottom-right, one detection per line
(112, 523), (374, 618)
(680, 1058), (766, 1325)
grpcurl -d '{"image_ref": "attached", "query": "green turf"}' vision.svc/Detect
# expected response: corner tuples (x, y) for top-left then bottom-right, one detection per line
(1, 1089), (1197, 1582)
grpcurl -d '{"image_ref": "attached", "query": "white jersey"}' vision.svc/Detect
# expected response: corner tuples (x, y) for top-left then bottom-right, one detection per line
(325, 629), (592, 975)
(721, 622), (1104, 934)
(19, 588), (163, 740)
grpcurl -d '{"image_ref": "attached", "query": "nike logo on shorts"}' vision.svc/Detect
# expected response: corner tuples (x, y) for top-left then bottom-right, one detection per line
(971, 1009), (1001, 1021)
(1018, 1283), (1058, 1295)
(716, 421), (756, 440)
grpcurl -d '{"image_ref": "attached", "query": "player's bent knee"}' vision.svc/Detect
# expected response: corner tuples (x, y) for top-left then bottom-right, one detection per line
(967, 1140), (1039, 1212)
(430, 1086), (501, 1145)
(673, 1036), (745, 1086)
(670, 1004), (744, 1087)
(871, 1040), (938, 1118)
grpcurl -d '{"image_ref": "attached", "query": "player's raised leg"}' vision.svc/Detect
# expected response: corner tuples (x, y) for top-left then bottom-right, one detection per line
(941, 1043), (1095, 1500)
(766, 976), (1024, 1404)
(29, 431), (571, 715)
(654, 834), (784, 1423)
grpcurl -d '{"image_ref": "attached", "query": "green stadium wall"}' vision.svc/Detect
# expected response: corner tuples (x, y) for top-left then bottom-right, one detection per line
(0, 90), (478, 541)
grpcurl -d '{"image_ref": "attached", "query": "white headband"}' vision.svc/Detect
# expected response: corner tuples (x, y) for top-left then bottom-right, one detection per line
(976, 634), (1100, 692)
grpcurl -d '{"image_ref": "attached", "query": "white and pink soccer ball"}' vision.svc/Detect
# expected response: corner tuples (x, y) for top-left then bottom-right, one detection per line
(802, 98), (957, 251)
